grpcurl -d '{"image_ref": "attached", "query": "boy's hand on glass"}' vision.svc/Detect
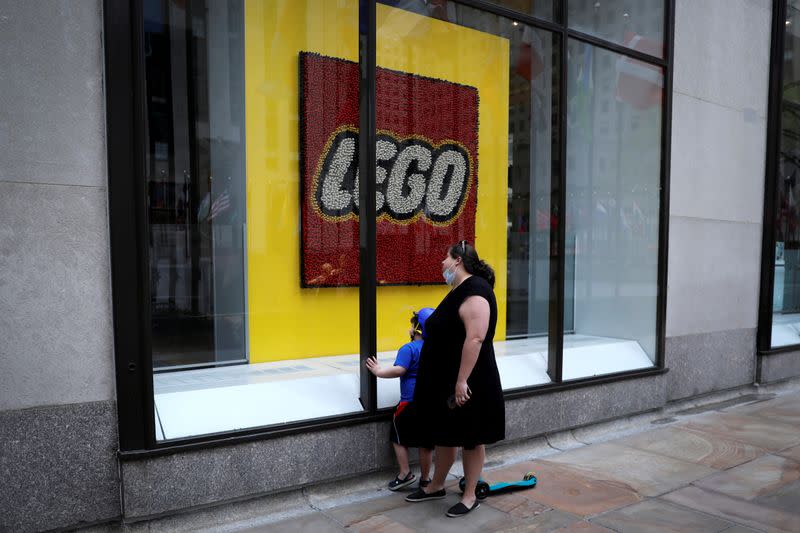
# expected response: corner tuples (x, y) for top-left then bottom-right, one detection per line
(365, 356), (381, 376)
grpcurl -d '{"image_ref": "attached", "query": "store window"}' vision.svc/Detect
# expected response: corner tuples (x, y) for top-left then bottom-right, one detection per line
(769, 0), (800, 348)
(563, 40), (662, 378)
(143, 0), (364, 441)
(110, 0), (670, 449)
(375, 1), (560, 397)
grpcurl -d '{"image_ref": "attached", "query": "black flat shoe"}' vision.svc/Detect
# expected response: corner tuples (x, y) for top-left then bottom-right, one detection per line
(446, 501), (481, 517)
(405, 488), (446, 502)
(388, 472), (415, 491)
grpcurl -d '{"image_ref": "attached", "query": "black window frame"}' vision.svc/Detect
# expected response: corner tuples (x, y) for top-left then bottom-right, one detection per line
(105, 0), (674, 455)
(758, 0), (800, 357)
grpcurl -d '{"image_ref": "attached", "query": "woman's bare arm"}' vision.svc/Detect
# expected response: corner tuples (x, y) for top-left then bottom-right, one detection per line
(455, 295), (490, 405)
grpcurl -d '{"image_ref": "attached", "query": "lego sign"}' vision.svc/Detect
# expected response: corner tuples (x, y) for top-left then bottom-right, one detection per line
(300, 52), (478, 287)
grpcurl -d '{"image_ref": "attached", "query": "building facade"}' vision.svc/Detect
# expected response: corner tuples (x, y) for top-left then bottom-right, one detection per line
(1, 1), (793, 531)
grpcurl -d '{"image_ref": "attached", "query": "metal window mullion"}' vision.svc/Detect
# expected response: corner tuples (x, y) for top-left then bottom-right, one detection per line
(132, 0), (157, 449)
(104, 0), (156, 451)
(452, 0), (562, 33)
(758, 0), (789, 354)
(566, 28), (667, 68)
(548, 25), (568, 384)
(358, 0), (377, 412)
(655, 0), (676, 369)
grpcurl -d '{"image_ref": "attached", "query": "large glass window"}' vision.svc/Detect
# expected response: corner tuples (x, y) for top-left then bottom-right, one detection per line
(375, 2), (559, 398)
(771, 1), (800, 348)
(564, 40), (662, 379)
(113, 0), (669, 448)
(143, 0), (364, 441)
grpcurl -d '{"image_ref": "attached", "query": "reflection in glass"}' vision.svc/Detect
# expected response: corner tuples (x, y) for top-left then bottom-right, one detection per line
(144, 0), (364, 441)
(772, 1), (800, 347)
(144, 0), (247, 370)
(485, 0), (560, 22)
(564, 40), (662, 379)
(506, 25), (558, 339)
(568, 0), (664, 59)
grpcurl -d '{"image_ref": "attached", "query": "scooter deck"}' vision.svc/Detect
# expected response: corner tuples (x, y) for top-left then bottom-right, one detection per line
(486, 477), (537, 494)
(459, 472), (537, 499)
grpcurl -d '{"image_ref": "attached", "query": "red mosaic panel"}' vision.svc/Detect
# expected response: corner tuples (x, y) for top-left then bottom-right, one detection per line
(300, 52), (478, 287)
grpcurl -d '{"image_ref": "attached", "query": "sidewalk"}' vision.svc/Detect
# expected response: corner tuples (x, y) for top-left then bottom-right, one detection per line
(93, 381), (800, 533)
(245, 383), (800, 533)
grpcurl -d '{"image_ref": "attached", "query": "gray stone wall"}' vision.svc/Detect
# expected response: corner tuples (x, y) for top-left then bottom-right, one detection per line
(0, 0), (114, 410)
(759, 348), (800, 383)
(666, 0), (772, 399)
(0, 1), (120, 531)
(0, 401), (120, 532)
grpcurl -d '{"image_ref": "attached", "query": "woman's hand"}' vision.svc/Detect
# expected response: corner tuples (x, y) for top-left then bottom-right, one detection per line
(455, 380), (471, 406)
(365, 356), (381, 376)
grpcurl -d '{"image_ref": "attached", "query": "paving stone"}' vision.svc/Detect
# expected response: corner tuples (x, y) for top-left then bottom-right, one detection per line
(489, 460), (641, 517)
(327, 495), (409, 527)
(347, 514), (415, 533)
(485, 492), (548, 519)
(753, 480), (800, 516)
(383, 494), (520, 533)
(495, 509), (582, 532)
(249, 511), (345, 532)
(693, 454), (800, 500)
(734, 396), (800, 425)
(552, 521), (615, 532)
(778, 444), (800, 462)
(615, 426), (767, 470)
(590, 499), (734, 533)
(542, 442), (716, 497)
(676, 413), (800, 452)
(662, 486), (799, 533)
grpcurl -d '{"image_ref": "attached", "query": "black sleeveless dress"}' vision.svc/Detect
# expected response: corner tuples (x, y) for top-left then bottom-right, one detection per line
(413, 275), (505, 448)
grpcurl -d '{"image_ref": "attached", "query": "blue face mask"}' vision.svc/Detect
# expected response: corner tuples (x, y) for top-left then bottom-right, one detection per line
(443, 266), (456, 285)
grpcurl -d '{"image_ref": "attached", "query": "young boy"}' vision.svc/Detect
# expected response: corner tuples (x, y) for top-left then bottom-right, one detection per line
(366, 308), (435, 491)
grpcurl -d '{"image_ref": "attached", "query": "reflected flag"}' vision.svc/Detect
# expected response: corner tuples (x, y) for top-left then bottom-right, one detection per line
(516, 26), (545, 81)
(615, 32), (663, 110)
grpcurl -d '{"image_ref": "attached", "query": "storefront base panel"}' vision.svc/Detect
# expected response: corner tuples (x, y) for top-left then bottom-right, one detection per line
(505, 374), (668, 442)
(759, 349), (800, 383)
(665, 328), (756, 401)
(120, 421), (391, 520)
(0, 400), (120, 533)
(121, 375), (667, 520)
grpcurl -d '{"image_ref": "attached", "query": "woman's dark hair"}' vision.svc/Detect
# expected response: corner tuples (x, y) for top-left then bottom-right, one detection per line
(448, 240), (495, 288)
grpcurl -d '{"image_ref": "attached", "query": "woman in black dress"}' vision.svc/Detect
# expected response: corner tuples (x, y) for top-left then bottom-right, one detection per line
(405, 241), (505, 517)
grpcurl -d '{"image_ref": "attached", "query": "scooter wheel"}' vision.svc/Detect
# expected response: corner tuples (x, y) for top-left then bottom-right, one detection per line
(476, 481), (490, 500)
(523, 471), (536, 481)
(458, 477), (466, 493)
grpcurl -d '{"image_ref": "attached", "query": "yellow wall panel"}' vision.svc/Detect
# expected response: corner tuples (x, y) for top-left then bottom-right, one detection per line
(245, 1), (509, 362)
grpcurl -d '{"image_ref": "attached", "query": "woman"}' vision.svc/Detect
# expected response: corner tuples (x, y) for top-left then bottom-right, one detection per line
(404, 240), (505, 518)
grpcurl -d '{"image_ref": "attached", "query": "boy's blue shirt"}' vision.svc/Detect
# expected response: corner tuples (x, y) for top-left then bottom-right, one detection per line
(394, 339), (423, 402)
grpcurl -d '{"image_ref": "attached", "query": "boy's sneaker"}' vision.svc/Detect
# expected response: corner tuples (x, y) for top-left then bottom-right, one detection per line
(405, 488), (447, 502)
(419, 478), (432, 488)
(388, 472), (416, 491)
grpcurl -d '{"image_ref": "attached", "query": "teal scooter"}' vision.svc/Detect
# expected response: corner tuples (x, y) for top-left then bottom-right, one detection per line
(458, 471), (537, 500)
